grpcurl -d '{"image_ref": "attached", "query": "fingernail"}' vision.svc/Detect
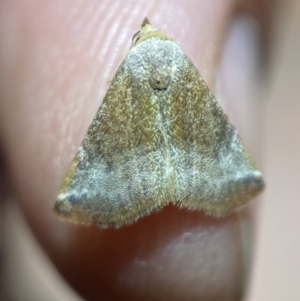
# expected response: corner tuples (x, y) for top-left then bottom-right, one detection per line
(216, 14), (265, 297)
(216, 14), (265, 159)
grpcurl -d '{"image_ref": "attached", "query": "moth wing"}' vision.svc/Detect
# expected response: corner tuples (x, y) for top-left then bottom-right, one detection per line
(55, 37), (264, 228)
(55, 59), (170, 227)
(167, 55), (264, 215)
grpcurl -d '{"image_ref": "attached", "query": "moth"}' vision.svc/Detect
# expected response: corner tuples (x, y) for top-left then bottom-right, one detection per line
(54, 18), (264, 227)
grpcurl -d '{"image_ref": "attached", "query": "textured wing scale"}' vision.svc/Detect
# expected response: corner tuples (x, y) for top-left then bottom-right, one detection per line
(55, 23), (264, 227)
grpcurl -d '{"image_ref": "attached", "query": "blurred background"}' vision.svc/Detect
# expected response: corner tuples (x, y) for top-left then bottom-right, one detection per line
(0, 0), (299, 300)
(247, 0), (300, 300)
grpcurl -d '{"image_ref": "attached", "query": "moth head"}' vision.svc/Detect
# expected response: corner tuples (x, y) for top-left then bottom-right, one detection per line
(131, 17), (172, 48)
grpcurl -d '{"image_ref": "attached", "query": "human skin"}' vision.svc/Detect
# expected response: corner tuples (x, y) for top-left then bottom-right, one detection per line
(0, 0), (269, 300)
